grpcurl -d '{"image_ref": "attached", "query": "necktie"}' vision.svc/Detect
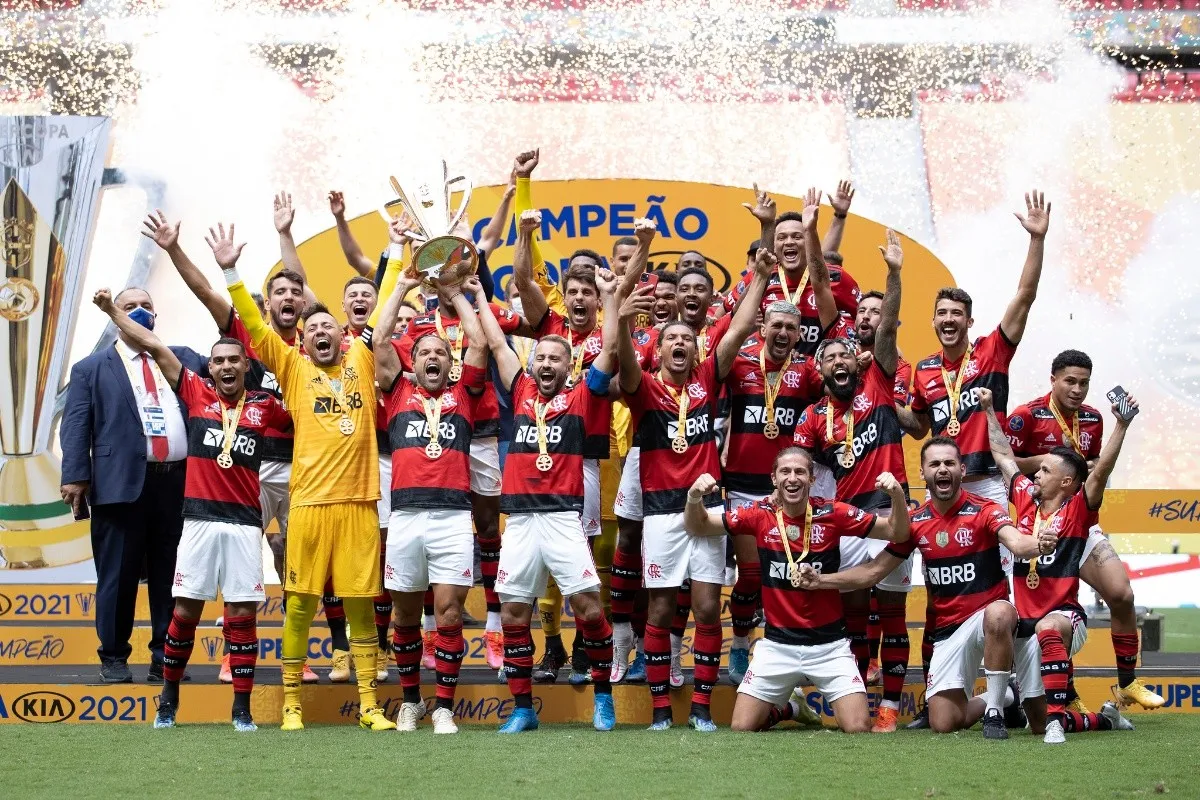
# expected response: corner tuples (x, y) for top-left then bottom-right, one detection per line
(140, 353), (169, 462)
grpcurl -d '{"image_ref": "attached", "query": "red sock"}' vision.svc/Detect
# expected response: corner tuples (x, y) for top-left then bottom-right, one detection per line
(730, 563), (761, 639)
(434, 624), (464, 708)
(224, 613), (257, 694)
(644, 624), (671, 709)
(164, 611), (198, 684)
(845, 606), (869, 680)
(502, 623), (534, 706)
(610, 547), (643, 623)
(867, 594), (882, 662)
(671, 582), (692, 638)
(691, 623), (723, 707)
(1037, 628), (1070, 717)
(392, 625), (421, 691)
(578, 616), (613, 691)
(879, 604), (909, 703)
(1111, 631), (1139, 688)
(479, 534), (502, 613)
(761, 701), (795, 730)
(1063, 710), (1111, 732)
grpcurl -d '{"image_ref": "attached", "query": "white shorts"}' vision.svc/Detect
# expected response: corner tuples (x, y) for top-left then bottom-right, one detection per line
(470, 437), (502, 497)
(930, 475), (1013, 576)
(613, 447), (643, 521)
(384, 508), (475, 592)
(927, 602), (1044, 699)
(377, 454), (392, 526)
(839, 508), (913, 593)
(737, 637), (865, 707)
(811, 463), (837, 502)
(1013, 610), (1086, 698)
(259, 460), (291, 535)
(173, 518), (266, 603)
(642, 510), (727, 588)
(1081, 525), (1106, 567)
(583, 458), (601, 538)
(496, 511), (600, 604)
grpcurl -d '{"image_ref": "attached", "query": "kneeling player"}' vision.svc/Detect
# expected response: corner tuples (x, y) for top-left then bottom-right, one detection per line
(95, 291), (287, 732)
(981, 388), (1135, 743)
(684, 450), (910, 733)
(374, 279), (488, 733)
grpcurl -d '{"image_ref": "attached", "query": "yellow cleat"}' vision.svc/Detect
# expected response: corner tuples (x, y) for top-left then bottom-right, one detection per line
(328, 649), (352, 683)
(359, 706), (397, 731)
(376, 648), (390, 683)
(1113, 679), (1165, 710)
(281, 705), (304, 731)
(1067, 696), (1091, 715)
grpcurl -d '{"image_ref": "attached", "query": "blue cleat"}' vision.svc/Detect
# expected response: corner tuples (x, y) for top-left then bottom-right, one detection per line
(647, 708), (673, 730)
(593, 693), (616, 731)
(498, 707), (539, 734)
(688, 714), (718, 732)
(153, 700), (177, 729)
(728, 647), (750, 685)
(626, 652), (647, 683)
(232, 709), (257, 732)
(569, 668), (592, 686)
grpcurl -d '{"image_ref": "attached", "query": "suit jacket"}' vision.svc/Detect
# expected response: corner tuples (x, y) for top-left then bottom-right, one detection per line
(59, 344), (208, 506)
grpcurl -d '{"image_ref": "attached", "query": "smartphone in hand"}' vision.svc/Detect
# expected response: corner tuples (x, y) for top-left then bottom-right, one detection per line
(1106, 385), (1140, 423)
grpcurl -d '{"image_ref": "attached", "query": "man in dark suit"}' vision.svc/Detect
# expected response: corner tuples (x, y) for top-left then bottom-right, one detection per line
(59, 287), (208, 683)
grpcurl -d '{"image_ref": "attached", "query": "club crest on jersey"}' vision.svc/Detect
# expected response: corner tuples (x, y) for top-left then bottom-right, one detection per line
(783, 370), (801, 389)
(244, 405), (263, 426)
(935, 530), (949, 548)
(686, 383), (707, 401)
(809, 524), (824, 545)
(551, 394), (569, 412)
(584, 337), (603, 355)
(962, 359), (979, 381)
(954, 527), (974, 547)
(1079, 432), (1092, 450)
(1007, 414), (1024, 431)
(852, 393), (871, 412)
(343, 366), (359, 381)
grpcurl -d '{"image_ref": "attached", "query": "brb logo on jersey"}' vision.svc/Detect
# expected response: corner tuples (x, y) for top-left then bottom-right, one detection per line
(202, 429), (257, 457)
(667, 414), (709, 440)
(406, 420), (458, 441)
(515, 424), (562, 444)
(744, 405), (795, 428)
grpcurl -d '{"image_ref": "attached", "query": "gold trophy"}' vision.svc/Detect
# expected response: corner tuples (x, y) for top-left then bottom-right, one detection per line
(379, 160), (477, 291)
(0, 116), (144, 569)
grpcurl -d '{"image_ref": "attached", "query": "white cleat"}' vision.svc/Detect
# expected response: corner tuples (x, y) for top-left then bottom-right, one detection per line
(610, 622), (633, 683)
(1043, 719), (1066, 744)
(396, 701), (426, 732)
(1100, 701), (1135, 731)
(431, 707), (458, 734)
(669, 633), (685, 689)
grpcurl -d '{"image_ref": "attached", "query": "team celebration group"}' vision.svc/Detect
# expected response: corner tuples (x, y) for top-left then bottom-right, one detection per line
(68, 149), (1166, 742)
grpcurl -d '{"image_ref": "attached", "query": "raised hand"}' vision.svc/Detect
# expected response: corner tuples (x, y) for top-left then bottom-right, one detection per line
(328, 190), (346, 219)
(753, 247), (778, 278)
(462, 275), (484, 297)
(855, 349), (873, 372)
(513, 149), (540, 179)
(801, 187), (822, 231)
(273, 191), (295, 234)
(92, 288), (116, 315)
(875, 471), (902, 496)
(205, 222), (246, 270)
(1112, 394), (1139, 428)
(619, 284), (655, 322)
(388, 213), (419, 246)
(141, 210), (181, 251)
(741, 182), (776, 225)
(977, 387), (994, 412)
(1014, 190), (1051, 239)
(830, 180), (855, 215)
(634, 216), (656, 245)
(688, 473), (719, 502)
(879, 228), (903, 271)
(796, 563), (821, 590)
(1037, 526), (1058, 556)
(595, 267), (618, 297)
(518, 208), (541, 235)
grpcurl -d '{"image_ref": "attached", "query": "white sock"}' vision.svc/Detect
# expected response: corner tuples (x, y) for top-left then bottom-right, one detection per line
(1004, 685), (1015, 707)
(423, 614), (436, 633)
(984, 670), (1010, 713)
(731, 634), (750, 651)
(670, 633), (682, 658)
(486, 610), (501, 633)
(635, 636), (645, 656)
(881, 699), (899, 711)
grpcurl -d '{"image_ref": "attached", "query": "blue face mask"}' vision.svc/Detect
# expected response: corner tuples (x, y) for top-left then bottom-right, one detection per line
(127, 306), (155, 330)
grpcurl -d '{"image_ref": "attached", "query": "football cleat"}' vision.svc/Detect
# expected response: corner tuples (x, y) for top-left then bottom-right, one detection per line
(1066, 696), (1091, 715)
(626, 651), (647, 683)
(1113, 679), (1165, 710)
(153, 700), (177, 729)
(396, 701), (426, 732)
(688, 714), (718, 733)
(301, 663), (319, 684)
(533, 646), (567, 684)
(866, 660), (882, 686)
(669, 653), (685, 690)
(498, 707), (539, 733)
(218, 654), (233, 684)
(1100, 701), (1135, 731)
(593, 693), (616, 731)
(982, 708), (1009, 740)
(281, 705), (304, 731)
(328, 649), (352, 683)
(1043, 719), (1066, 744)
(871, 705), (899, 733)
(422, 631), (437, 670)
(728, 647), (750, 685)
(569, 667), (592, 685)
(232, 709), (257, 733)
(790, 690), (824, 728)
(569, 643), (592, 685)
(359, 706), (397, 731)
(485, 631), (504, 671)
(610, 622), (633, 683)
(432, 707), (458, 734)
(1004, 677), (1027, 729)
(906, 706), (930, 730)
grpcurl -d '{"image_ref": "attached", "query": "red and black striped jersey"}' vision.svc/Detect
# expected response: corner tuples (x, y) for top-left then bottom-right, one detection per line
(722, 267), (861, 356)
(887, 492), (1014, 642)
(833, 316), (914, 405)
(501, 369), (612, 515)
(793, 360), (908, 511)
(175, 369), (290, 527)
(396, 304), (522, 439)
(725, 498), (875, 646)
(632, 315), (732, 371)
(532, 310), (607, 459)
(222, 312), (295, 463)
(1009, 475), (1097, 637)
(625, 356), (724, 514)
(911, 327), (1017, 477)
(1006, 394), (1103, 462)
(723, 344), (824, 496)
(382, 364), (485, 512)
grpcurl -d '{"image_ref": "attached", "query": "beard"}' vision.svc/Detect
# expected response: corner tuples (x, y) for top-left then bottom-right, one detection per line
(824, 375), (856, 403)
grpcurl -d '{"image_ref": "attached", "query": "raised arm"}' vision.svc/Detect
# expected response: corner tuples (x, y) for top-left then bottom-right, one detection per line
(977, 388), (1021, 489)
(684, 474), (727, 537)
(824, 179), (855, 254)
(897, 405), (931, 439)
(209, 223), (273, 352)
(874, 229), (903, 377)
(592, 267), (620, 378)
(616, 217), (655, 297)
(999, 190), (1050, 345)
(740, 182), (776, 265)
(474, 288), (522, 390)
(328, 190), (376, 276)
(450, 278), (489, 372)
(92, 289), (183, 387)
(1083, 394), (1137, 509)
(802, 550), (905, 592)
(616, 285), (654, 395)
(373, 244), (420, 391)
(476, 175), (516, 258)
(715, 248), (775, 381)
(511, 209), (549, 329)
(865, 473), (910, 542)
(802, 188), (838, 330)
(142, 211), (233, 328)
(999, 522), (1056, 561)
(274, 191), (318, 307)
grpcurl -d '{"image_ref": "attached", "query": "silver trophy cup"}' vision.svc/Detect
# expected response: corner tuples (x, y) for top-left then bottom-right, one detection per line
(378, 160), (478, 290)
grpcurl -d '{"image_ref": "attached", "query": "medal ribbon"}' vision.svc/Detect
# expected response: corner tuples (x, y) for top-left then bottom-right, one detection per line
(569, 329), (587, 384)
(776, 263), (809, 306)
(1048, 398), (1082, 455)
(1028, 505), (1061, 579)
(697, 325), (710, 362)
(774, 503), (813, 582)
(435, 310), (464, 370)
(759, 347), (792, 432)
(940, 338), (974, 432)
(534, 398), (552, 461)
(219, 392), (247, 464)
(825, 401), (855, 460)
(663, 379), (691, 445)
(421, 393), (443, 449)
(315, 368), (354, 427)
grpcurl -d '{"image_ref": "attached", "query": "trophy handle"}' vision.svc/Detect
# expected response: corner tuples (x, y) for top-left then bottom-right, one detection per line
(52, 166), (166, 417)
(445, 174), (473, 239)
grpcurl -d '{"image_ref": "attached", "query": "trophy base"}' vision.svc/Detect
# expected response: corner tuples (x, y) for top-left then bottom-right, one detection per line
(0, 452), (93, 569)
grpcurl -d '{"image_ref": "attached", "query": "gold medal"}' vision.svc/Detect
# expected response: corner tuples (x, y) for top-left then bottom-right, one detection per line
(759, 347), (791, 443)
(421, 394), (445, 459)
(435, 310), (465, 382)
(1048, 397), (1082, 455)
(425, 441), (443, 459)
(449, 364), (462, 383)
(826, 402), (856, 470)
(316, 368), (358, 437)
(338, 416), (355, 436)
(536, 453), (554, 472)
(839, 450), (856, 469)
(788, 564), (803, 588)
(775, 504), (813, 590)
(664, 378), (692, 457)
(533, 398), (556, 471)
(216, 453), (234, 469)
(1025, 572), (1040, 590)
(946, 418), (960, 437)
(939, 340), (973, 440)
(1027, 507), (1058, 593)
(763, 421), (780, 440)
(672, 436), (689, 454)
(215, 392), (246, 470)
(776, 262), (809, 306)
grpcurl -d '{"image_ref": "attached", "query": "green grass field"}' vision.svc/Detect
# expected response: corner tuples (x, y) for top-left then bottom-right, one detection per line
(1158, 608), (1200, 653)
(8, 716), (1196, 799)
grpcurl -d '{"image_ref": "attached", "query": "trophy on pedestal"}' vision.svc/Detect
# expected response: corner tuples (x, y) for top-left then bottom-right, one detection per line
(379, 160), (477, 291)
